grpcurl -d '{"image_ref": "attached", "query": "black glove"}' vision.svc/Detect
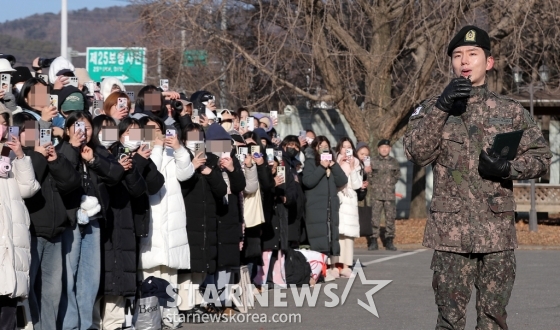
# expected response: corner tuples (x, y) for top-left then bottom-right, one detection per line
(478, 148), (511, 179)
(435, 77), (472, 112)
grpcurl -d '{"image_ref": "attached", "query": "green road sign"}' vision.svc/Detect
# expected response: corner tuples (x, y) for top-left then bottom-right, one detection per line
(87, 47), (146, 85)
(184, 50), (207, 67)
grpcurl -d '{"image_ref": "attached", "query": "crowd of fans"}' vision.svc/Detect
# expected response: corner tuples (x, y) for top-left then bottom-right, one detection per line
(0, 54), (398, 330)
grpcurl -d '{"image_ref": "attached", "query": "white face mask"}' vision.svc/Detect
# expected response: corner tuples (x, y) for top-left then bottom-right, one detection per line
(122, 135), (141, 151)
(98, 133), (116, 149)
(186, 141), (197, 153)
(15, 83), (24, 93)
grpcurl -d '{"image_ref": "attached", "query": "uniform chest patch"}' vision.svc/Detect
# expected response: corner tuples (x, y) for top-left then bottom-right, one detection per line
(488, 117), (513, 126)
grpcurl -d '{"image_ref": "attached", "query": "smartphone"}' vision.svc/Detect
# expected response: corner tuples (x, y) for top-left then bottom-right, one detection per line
(270, 111), (278, 120)
(8, 126), (19, 138)
(68, 77), (79, 88)
(274, 150), (282, 160)
(299, 130), (306, 138)
(117, 97), (127, 110)
(74, 121), (85, 133)
(142, 142), (151, 151)
(1, 73), (11, 93)
(166, 128), (176, 137)
(49, 95), (58, 109)
(237, 153), (246, 163)
(39, 74), (49, 84)
(240, 120), (246, 129)
(345, 149), (353, 157)
(321, 152), (332, 161)
(250, 145), (260, 155)
(85, 81), (95, 96)
(238, 147), (248, 156)
(221, 152), (230, 159)
(266, 148), (274, 162)
(160, 79), (169, 92)
(118, 146), (131, 160)
(126, 91), (135, 102)
(75, 122), (86, 145)
(364, 156), (371, 167)
(39, 128), (52, 146)
(247, 117), (254, 131)
(194, 142), (206, 158)
(92, 100), (103, 117)
(277, 166), (286, 182)
(192, 109), (200, 124)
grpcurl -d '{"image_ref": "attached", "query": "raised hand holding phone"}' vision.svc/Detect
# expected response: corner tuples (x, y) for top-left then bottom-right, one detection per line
(6, 135), (24, 159)
(192, 152), (207, 170)
(136, 144), (152, 159)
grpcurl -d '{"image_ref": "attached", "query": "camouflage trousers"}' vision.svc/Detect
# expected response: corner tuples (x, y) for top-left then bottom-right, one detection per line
(371, 200), (396, 238)
(430, 250), (516, 330)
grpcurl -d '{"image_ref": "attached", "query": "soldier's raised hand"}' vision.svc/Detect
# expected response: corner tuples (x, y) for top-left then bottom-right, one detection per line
(435, 77), (472, 112)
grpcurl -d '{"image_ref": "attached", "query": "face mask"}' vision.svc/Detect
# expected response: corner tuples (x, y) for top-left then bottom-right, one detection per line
(98, 133), (115, 149)
(122, 136), (141, 151)
(319, 147), (330, 153)
(186, 141), (197, 153)
(285, 147), (298, 159)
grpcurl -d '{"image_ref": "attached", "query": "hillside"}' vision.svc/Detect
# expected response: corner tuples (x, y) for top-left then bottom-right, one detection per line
(0, 5), (143, 68)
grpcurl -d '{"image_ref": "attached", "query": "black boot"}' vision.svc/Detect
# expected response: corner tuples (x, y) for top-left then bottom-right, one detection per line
(385, 237), (397, 251)
(368, 237), (378, 251)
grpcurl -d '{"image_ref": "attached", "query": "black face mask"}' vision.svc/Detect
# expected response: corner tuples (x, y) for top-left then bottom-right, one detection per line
(285, 147), (298, 159)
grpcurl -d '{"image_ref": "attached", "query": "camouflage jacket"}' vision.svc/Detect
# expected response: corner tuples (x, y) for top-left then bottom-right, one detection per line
(367, 155), (400, 201)
(404, 84), (551, 253)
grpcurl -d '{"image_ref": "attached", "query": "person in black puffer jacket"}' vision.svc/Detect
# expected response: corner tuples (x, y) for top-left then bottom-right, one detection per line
(13, 113), (81, 330)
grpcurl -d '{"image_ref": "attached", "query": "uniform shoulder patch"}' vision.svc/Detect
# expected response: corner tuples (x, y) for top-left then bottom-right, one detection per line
(410, 96), (438, 119)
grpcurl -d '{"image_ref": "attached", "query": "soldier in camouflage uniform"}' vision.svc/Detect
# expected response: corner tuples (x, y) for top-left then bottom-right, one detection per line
(368, 139), (400, 251)
(404, 26), (551, 330)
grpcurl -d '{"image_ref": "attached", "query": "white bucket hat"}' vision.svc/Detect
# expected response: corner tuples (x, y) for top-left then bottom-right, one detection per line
(0, 58), (16, 72)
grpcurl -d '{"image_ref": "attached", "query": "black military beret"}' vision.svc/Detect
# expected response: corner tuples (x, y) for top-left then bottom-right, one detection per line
(447, 26), (491, 56)
(378, 139), (391, 147)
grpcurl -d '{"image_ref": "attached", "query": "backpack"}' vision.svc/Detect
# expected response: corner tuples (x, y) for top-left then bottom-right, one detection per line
(284, 248), (312, 286)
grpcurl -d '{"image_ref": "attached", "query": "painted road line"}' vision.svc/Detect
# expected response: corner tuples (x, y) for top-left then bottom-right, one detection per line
(359, 249), (428, 266)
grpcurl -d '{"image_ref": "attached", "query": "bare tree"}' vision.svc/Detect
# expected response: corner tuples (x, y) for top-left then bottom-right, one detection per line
(133, 0), (560, 216)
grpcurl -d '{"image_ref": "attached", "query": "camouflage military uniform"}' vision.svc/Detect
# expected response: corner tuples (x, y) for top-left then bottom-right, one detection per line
(368, 155), (400, 238)
(404, 84), (551, 329)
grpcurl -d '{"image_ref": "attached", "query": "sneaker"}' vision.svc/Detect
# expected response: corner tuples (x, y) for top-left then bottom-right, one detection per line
(327, 268), (340, 279)
(339, 268), (355, 278)
(324, 273), (336, 282)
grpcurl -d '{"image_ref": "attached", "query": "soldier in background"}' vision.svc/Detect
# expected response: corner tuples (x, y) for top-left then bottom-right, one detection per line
(367, 139), (400, 251)
(404, 26), (551, 330)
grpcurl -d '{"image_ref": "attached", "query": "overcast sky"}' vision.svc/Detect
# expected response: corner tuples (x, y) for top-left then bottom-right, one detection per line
(0, 0), (129, 23)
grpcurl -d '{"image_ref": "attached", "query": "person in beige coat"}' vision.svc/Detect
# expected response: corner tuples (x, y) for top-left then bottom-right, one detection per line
(0, 106), (40, 329)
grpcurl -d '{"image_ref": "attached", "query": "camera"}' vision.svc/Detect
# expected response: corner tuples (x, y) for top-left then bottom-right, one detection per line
(169, 99), (183, 113)
(37, 57), (56, 69)
(0, 156), (12, 178)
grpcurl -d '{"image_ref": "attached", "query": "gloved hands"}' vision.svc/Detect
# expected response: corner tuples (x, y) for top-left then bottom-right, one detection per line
(435, 77), (472, 112)
(478, 148), (511, 179)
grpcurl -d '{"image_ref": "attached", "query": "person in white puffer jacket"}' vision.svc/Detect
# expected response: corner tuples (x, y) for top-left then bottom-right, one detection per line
(0, 107), (40, 328)
(335, 137), (363, 278)
(138, 116), (194, 290)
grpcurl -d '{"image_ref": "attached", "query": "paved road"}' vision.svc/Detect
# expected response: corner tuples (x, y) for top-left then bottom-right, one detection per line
(185, 248), (560, 329)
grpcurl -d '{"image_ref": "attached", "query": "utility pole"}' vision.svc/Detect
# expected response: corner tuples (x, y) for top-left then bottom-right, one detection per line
(61, 0), (68, 60)
(219, 1), (228, 109)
